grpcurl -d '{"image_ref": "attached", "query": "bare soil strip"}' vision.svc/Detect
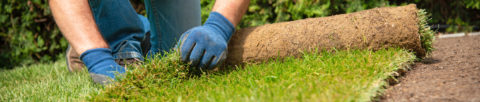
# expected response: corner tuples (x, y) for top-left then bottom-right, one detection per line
(381, 36), (480, 102)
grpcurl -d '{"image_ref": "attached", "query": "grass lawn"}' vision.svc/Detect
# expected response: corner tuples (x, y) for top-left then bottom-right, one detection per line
(95, 48), (415, 101)
(0, 59), (102, 101)
(0, 48), (415, 101)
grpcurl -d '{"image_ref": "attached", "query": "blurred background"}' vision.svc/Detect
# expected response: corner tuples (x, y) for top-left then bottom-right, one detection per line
(1, 0), (479, 68)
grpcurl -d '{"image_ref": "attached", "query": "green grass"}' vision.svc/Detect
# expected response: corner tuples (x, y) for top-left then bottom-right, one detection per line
(0, 60), (102, 101)
(93, 48), (415, 101)
(0, 49), (415, 101)
(418, 9), (436, 56)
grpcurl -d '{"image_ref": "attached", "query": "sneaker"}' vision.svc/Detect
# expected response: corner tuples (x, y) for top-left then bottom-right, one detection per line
(66, 46), (85, 72)
(66, 46), (142, 72)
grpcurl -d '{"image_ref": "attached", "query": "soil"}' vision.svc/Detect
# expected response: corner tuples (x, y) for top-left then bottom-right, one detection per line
(381, 36), (480, 102)
(227, 4), (424, 65)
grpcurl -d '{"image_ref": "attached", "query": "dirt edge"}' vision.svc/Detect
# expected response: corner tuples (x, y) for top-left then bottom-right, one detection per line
(370, 51), (417, 101)
(372, 60), (417, 101)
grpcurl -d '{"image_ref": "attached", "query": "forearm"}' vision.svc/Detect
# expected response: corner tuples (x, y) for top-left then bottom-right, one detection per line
(50, 0), (108, 54)
(212, 0), (250, 27)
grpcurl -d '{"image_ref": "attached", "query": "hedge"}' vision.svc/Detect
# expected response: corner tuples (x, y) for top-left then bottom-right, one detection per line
(1, 0), (66, 68)
(1, 0), (479, 68)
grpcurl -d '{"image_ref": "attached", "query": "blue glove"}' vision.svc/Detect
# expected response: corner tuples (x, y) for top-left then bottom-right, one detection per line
(80, 48), (125, 84)
(178, 12), (235, 69)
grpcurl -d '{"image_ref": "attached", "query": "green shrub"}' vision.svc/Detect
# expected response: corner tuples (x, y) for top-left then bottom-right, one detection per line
(391, 0), (480, 32)
(0, 0), (67, 68)
(200, 0), (390, 28)
(466, 0), (480, 9)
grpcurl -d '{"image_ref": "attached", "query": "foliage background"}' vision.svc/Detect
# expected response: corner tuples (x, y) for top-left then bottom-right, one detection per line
(1, 0), (479, 68)
(1, 0), (67, 68)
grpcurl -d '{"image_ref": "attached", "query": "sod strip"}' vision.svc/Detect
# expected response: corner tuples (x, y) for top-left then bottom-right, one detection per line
(93, 48), (415, 101)
(227, 4), (429, 65)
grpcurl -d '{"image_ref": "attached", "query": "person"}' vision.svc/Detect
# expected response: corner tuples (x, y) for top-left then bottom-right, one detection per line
(49, 0), (250, 85)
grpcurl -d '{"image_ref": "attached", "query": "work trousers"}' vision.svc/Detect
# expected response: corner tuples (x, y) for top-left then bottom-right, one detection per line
(86, 0), (201, 61)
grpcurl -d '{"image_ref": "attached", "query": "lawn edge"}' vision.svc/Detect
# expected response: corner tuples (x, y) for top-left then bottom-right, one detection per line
(366, 50), (417, 101)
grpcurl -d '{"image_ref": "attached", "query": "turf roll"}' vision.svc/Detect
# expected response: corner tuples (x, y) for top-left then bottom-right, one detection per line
(227, 4), (432, 65)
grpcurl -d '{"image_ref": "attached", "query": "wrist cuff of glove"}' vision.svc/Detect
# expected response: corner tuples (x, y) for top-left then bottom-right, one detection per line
(80, 48), (116, 71)
(205, 12), (235, 41)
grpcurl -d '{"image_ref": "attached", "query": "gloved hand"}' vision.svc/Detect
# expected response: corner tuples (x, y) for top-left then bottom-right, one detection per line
(80, 48), (125, 85)
(178, 12), (235, 69)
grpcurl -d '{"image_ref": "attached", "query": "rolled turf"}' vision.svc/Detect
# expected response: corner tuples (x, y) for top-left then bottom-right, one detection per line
(227, 4), (434, 65)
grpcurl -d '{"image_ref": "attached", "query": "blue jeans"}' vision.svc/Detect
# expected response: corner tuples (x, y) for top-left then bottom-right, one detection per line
(87, 0), (201, 61)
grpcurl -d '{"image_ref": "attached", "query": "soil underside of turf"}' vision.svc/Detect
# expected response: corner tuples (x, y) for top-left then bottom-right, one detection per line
(381, 36), (480, 102)
(227, 4), (424, 65)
